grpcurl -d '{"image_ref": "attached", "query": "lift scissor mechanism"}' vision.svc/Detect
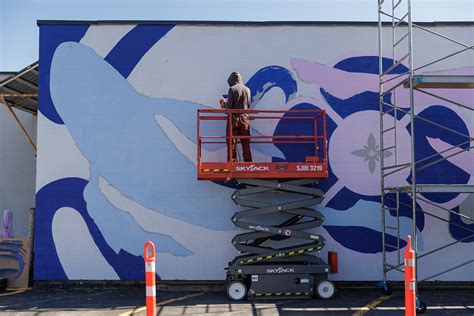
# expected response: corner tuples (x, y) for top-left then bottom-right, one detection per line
(198, 109), (337, 301)
(227, 178), (335, 300)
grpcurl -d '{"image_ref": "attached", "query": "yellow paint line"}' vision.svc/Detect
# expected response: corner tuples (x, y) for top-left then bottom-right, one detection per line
(0, 288), (30, 297)
(119, 291), (205, 315)
(352, 294), (393, 316)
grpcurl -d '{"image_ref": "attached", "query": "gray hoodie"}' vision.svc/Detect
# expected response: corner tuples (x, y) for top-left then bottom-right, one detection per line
(225, 72), (251, 116)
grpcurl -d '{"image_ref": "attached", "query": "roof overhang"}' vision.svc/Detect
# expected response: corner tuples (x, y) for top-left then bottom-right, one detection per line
(0, 61), (38, 114)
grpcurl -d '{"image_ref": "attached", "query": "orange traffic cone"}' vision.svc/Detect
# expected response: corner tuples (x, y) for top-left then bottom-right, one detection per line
(404, 235), (416, 316)
(144, 241), (156, 316)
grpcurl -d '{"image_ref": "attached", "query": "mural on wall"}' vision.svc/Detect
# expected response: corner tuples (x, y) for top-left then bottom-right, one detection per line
(35, 24), (473, 281)
(0, 238), (31, 288)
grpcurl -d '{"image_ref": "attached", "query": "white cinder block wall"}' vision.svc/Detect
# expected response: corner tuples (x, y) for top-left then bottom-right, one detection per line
(0, 104), (36, 237)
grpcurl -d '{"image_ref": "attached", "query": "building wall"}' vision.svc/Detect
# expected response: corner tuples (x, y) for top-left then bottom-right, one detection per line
(35, 22), (473, 281)
(0, 104), (36, 238)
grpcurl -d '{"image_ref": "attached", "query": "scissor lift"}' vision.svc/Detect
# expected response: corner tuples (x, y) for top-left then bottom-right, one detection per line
(197, 109), (337, 300)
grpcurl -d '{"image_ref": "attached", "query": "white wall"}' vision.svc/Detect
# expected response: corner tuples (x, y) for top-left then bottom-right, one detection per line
(0, 104), (36, 237)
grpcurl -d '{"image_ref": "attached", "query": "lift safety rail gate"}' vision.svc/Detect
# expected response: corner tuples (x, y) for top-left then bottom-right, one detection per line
(197, 109), (337, 301)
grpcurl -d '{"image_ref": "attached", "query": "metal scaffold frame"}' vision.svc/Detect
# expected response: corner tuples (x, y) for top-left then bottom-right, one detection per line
(377, 0), (473, 308)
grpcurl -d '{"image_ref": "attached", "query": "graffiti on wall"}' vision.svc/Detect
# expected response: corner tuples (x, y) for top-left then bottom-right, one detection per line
(35, 24), (473, 280)
(0, 238), (31, 287)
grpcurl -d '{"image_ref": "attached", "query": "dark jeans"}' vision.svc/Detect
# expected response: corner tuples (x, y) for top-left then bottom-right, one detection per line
(227, 115), (252, 162)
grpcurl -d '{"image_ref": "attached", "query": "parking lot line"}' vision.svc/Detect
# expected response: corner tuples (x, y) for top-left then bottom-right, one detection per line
(0, 288), (31, 297)
(119, 291), (205, 315)
(352, 294), (393, 316)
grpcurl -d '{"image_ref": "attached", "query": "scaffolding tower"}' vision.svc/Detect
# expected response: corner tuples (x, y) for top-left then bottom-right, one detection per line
(378, 0), (473, 312)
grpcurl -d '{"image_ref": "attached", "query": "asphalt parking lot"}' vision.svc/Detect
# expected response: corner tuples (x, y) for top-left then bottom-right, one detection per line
(0, 288), (473, 315)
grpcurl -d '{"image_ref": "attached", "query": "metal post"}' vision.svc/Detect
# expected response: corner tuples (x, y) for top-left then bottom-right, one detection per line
(197, 110), (201, 164)
(378, 0), (388, 284)
(313, 117), (318, 158)
(406, 0), (418, 290)
(0, 96), (37, 153)
(323, 113), (327, 164)
(228, 111), (232, 162)
(391, 0), (401, 267)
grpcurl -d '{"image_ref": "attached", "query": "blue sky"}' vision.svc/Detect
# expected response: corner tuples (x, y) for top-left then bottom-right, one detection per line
(0, 0), (473, 70)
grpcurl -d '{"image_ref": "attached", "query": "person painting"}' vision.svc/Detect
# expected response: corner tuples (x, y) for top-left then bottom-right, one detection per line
(220, 71), (252, 162)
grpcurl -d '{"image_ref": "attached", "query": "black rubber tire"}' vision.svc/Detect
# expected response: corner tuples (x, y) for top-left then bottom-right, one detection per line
(226, 280), (248, 301)
(315, 279), (336, 299)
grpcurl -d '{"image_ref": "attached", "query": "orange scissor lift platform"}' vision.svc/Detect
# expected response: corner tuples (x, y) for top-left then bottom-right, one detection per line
(197, 109), (329, 180)
(197, 108), (337, 301)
